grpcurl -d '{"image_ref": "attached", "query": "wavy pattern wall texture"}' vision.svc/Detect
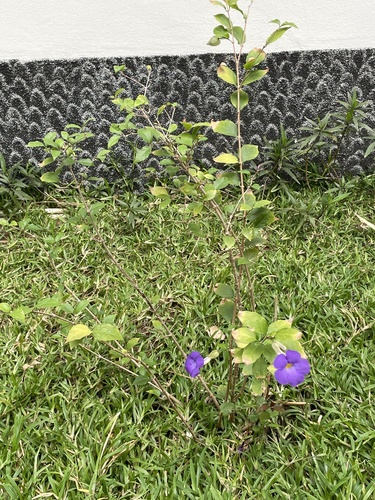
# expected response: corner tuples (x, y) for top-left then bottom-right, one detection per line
(1, 49), (374, 184)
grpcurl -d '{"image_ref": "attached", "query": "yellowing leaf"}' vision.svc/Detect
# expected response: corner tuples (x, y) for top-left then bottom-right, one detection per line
(217, 63), (237, 85)
(267, 320), (293, 334)
(150, 186), (168, 198)
(245, 48), (266, 68)
(213, 153), (238, 164)
(66, 324), (91, 342)
(274, 328), (302, 342)
(238, 311), (268, 334)
(242, 342), (264, 365)
(232, 327), (257, 348)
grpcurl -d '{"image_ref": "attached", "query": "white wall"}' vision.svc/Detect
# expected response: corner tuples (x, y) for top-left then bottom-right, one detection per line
(1, 0), (375, 61)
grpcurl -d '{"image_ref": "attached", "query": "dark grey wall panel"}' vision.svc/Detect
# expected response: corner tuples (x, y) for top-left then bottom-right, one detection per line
(0, 49), (374, 181)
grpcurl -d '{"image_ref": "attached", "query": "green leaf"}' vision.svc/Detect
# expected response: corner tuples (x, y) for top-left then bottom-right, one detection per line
(150, 186), (168, 198)
(251, 378), (263, 396)
(35, 295), (62, 309)
(92, 323), (123, 341)
(248, 207), (276, 228)
(242, 69), (269, 86)
(241, 144), (259, 162)
(10, 306), (32, 324)
(213, 176), (229, 190)
(114, 65), (125, 74)
(213, 25), (229, 39)
(152, 320), (163, 330)
(165, 165), (180, 175)
(266, 27), (291, 46)
(230, 90), (249, 110)
(241, 227), (254, 241)
(134, 145), (152, 164)
(276, 340), (305, 356)
(219, 172), (240, 186)
(74, 300), (90, 314)
(180, 182), (197, 196)
(263, 342), (277, 363)
(267, 320), (292, 334)
(167, 123), (178, 134)
(61, 158), (75, 166)
(242, 364), (253, 376)
(222, 235), (235, 249)
(187, 201), (204, 215)
(211, 119), (237, 137)
(245, 48), (266, 68)
(60, 302), (74, 314)
(134, 375), (150, 386)
(134, 94), (149, 107)
(242, 342), (264, 364)
(137, 127), (155, 143)
(217, 63), (237, 85)
(27, 141), (44, 148)
(240, 193), (256, 211)
(231, 327), (257, 348)
(231, 347), (243, 364)
(218, 299), (235, 323)
(66, 324), (91, 342)
(41, 172), (59, 184)
(214, 13), (232, 30)
(188, 222), (205, 237)
(90, 202), (105, 215)
(220, 402), (235, 416)
(207, 36), (221, 46)
(203, 184), (217, 201)
(233, 26), (245, 44)
(216, 384), (227, 399)
(103, 315), (116, 324)
(254, 200), (271, 208)
(238, 311), (268, 334)
(252, 356), (268, 379)
(126, 337), (140, 350)
(214, 283), (234, 299)
(274, 328), (302, 342)
(175, 133), (193, 147)
(0, 303), (11, 313)
(78, 159), (94, 167)
(108, 135), (121, 149)
(213, 153), (238, 164)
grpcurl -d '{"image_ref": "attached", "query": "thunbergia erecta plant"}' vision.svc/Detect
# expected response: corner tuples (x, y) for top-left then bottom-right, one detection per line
(25, 0), (310, 430)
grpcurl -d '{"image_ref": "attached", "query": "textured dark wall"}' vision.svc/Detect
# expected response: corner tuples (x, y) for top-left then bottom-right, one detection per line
(1, 48), (375, 181)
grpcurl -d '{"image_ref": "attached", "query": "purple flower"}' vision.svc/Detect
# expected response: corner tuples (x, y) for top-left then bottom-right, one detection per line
(185, 351), (204, 378)
(274, 350), (310, 387)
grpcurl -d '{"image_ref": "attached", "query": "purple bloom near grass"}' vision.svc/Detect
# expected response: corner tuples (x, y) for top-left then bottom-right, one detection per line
(185, 351), (204, 378)
(274, 350), (310, 387)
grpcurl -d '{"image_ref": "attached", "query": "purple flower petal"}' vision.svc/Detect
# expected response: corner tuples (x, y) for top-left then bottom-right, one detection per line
(185, 351), (204, 378)
(285, 350), (301, 363)
(274, 353), (287, 369)
(274, 366), (290, 385)
(274, 350), (310, 387)
(295, 358), (310, 375)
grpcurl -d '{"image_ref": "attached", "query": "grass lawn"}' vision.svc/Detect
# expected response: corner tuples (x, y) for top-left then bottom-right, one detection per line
(0, 177), (374, 499)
